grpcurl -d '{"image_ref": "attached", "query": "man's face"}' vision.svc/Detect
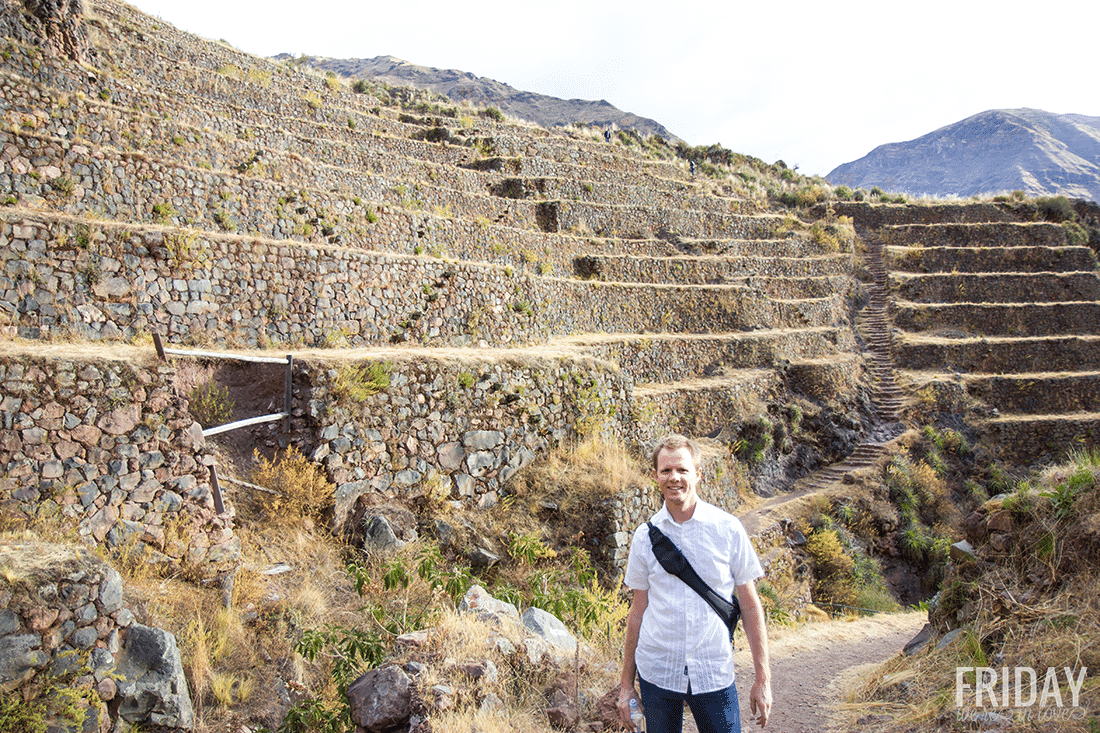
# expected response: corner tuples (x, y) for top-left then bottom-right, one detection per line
(654, 446), (700, 511)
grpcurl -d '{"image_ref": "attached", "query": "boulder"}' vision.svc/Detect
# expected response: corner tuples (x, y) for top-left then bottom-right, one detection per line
(114, 623), (194, 729)
(458, 585), (519, 620)
(347, 664), (412, 732)
(362, 515), (404, 552)
(521, 607), (577, 657)
(949, 540), (977, 564)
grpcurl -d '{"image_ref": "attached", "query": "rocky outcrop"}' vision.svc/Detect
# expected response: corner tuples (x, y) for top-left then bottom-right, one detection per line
(278, 54), (680, 142)
(114, 623), (194, 729)
(351, 585), (585, 732)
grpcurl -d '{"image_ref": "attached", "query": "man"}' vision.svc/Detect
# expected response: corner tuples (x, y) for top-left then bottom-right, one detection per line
(618, 434), (772, 731)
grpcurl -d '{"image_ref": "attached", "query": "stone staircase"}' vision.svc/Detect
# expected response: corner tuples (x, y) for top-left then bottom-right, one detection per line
(844, 205), (1100, 464)
(796, 233), (905, 491)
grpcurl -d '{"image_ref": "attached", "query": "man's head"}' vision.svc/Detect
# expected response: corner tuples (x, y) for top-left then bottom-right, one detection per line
(651, 434), (701, 516)
(650, 434), (701, 470)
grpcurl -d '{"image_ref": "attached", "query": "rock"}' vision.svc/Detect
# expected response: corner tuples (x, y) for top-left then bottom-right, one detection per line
(347, 664), (411, 733)
(454, 659), (498, 685)
(458, 585), (519, 619)
(97, 677), (117, 701)
(15, 0), (91, 63)
(903, 623), (933, 656)
(987, 533), (1012, 553)
(935, 628), (966, 651)
(396, 630), (430, 647)
(114, 623), (194, 729)
(985, 510), (1013, 533)
(468, 547), (500, 568)
(0, 634), (50, 692)
(546, 688), (578, 729)
(430, 684), (455, 711)
(97, 403), (140, 435)
(465, 450), (496, 477)
(433, 519), (458, 548)
(949, 540), (977, 563)
(479, 691), (503, 713)
(361, 515), (404, 552)
(462, 430), (503, 450)
(594, 686), (625, 732)
(437, 442), (464, 471)
(521, 607), (577, 656)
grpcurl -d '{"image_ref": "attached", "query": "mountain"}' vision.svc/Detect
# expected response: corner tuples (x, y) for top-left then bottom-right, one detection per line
(827, 108), (1100, 204)
(273, 53), (680, 141)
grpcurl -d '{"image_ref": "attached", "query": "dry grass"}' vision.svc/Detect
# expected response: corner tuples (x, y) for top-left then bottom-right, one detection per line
(247, 446), (336, 525)
(500, 434), (651, 551)
(0, 433), (687, 732)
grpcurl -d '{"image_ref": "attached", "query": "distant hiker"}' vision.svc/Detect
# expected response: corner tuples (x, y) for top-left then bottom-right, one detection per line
(690, 159), (696, 176)
(605, 129), (612, 143)
(617, 434), (772, 731)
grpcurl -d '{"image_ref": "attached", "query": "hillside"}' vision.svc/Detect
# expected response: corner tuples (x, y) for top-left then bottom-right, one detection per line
(274, 53), (679, 140)
(1, 1), (1100, 732)
(827, 108), (1100, 204)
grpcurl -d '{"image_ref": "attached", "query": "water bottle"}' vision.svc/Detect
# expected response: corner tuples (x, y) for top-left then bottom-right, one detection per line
(628, 697), (646, 732)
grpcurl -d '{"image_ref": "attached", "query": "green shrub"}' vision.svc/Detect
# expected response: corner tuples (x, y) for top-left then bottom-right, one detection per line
(1036, 195), (1075, 222)
(188, 381), (234, 427)
(480, 106), (504, 122)
(329, 361), (391, 403)
(152, 202), (176, 222)
(1062, 220), (1088, 246)
(52, 176), (74, 197)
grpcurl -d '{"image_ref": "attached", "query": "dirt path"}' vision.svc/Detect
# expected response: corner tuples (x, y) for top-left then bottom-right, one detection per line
(673, 611), (926, 732)
(727, 610), (927, 732)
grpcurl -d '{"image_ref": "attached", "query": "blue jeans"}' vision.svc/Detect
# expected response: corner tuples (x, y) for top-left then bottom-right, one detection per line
(638, 674), (742, 733)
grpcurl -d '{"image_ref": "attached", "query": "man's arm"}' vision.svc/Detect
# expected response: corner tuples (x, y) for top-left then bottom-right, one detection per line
(617, 588), (648, 729)
(736, 581), (772, 728)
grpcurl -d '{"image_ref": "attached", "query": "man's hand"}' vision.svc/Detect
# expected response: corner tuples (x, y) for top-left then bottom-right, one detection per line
(736, 581), (772, 728)
(616, 684), (643, 731)
(749, 677), (772, 727)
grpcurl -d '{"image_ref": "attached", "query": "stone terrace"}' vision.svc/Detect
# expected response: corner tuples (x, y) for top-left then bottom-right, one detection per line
(0, 0), (875, 568)
(867, 213), (1100, 462)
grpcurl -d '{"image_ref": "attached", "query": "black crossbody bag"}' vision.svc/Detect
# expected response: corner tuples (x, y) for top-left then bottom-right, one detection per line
(647, 521), (741, 639)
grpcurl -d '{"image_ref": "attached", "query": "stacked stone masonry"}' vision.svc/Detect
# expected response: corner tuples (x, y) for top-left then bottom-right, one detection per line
(0, 0), (876, 587)
(0, 543), (195, 731)
(0, 354), (237, 567)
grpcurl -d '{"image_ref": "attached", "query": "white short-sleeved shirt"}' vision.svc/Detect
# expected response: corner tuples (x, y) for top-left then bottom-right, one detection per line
(624, 500), (763, 695)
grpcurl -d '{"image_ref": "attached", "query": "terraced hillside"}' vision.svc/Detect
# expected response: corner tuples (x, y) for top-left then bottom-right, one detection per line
(0, 0), (882, 572)
(837, 202), (1100, 464)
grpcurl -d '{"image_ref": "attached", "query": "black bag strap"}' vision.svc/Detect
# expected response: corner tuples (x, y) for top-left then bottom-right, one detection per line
(647, 521), (741, 637)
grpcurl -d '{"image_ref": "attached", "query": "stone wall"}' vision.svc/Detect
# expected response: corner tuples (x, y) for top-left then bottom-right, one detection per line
(304, 354), (635, 515)
(0, 212), (850, 349)
(300, 354), (766, 568)
(0, 542), (194, 731)
(0, 352), (238, 569)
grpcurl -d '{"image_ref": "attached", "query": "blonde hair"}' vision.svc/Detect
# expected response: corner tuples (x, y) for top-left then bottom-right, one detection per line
(650, 434), (701, 470)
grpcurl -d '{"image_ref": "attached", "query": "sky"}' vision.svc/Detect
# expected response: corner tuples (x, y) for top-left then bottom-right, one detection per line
(127, 0), (1098, 178)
